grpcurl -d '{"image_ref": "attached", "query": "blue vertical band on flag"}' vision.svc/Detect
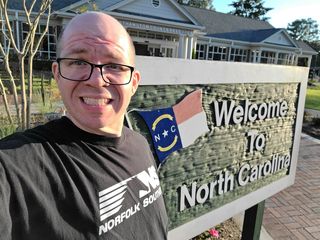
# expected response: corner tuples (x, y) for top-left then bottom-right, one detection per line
(137, 107), (182, 162)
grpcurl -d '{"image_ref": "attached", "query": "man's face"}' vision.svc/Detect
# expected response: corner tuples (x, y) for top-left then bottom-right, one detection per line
(52, 13), (140, 136)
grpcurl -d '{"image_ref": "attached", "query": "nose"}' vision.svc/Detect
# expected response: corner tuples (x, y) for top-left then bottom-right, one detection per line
(87, 66), (109, 87)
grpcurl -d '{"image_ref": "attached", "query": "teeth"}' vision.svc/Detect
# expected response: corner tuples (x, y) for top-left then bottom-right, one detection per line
(83, 97), (109, 106)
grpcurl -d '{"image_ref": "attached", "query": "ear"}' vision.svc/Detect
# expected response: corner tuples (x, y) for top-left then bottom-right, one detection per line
(130, 70), (140, 96)
(52, 61), (60, 83)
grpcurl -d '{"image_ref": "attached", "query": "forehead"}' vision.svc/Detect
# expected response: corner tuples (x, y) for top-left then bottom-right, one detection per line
(61, 35), (126, 60)
(59, 14), (132, 61)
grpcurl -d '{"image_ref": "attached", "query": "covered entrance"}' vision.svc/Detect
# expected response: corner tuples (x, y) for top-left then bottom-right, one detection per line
(134, 42), (175, 58)
(129, 29), (178, 58)
(134, 43), (148, 56)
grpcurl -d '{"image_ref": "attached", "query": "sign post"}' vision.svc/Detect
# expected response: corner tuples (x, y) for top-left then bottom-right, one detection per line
(242, 200), (265, 240)
(128, 56), (308, 239)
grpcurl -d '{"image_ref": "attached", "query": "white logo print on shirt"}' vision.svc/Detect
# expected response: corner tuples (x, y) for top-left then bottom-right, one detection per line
(98, 166), (163, 235)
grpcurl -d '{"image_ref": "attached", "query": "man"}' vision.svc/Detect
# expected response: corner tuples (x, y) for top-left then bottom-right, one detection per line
(0, 12), (168, 240)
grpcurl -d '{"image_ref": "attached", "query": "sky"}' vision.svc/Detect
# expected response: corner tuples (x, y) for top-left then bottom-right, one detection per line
(213, 0), (320, 28)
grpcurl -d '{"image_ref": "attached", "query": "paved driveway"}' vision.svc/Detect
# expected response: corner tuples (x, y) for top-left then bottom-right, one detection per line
(263, 134), (320, 239)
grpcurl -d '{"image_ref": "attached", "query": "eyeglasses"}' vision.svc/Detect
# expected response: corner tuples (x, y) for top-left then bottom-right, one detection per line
(56, 58), (134, 85)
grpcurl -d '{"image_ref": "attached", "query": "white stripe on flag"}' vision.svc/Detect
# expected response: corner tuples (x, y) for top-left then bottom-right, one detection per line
(178, 111), (209, 147)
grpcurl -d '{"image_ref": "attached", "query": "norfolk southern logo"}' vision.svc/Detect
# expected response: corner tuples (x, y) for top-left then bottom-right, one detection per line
(98, 166), (162, 235)
(138, 89), (209, 162)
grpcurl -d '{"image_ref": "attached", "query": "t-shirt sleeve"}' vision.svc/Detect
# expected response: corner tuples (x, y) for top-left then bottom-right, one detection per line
(0, 160), (12, 239)
(137, 132), (159, 168)
(145, 140), (159, 167)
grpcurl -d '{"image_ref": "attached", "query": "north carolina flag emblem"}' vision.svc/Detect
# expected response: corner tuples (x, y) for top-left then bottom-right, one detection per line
(138, 89), (209, 163)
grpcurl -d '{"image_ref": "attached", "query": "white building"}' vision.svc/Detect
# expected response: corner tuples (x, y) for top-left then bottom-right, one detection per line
(4, 0), (317, 67)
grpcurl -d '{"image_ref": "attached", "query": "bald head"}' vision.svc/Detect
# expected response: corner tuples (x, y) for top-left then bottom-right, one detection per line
(52, 12), (141, 136)
(57, 12), (136, 65)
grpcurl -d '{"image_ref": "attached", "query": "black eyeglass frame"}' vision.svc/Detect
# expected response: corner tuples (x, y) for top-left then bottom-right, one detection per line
(56, 58), (135, 85)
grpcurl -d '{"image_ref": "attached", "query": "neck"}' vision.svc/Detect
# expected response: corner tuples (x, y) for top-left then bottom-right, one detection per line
(66, 115), (122, 137)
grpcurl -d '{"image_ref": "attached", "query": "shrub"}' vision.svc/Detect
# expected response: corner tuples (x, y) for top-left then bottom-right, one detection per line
(0, 124), (17, 139)
(312, 117), (320, 127)
(33, 60), (53, 71)
(303, 111), (313, 123)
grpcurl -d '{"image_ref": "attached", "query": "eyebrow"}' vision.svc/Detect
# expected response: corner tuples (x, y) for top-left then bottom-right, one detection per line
(63, 47), (88, 57)
(62, 43), (129, 64)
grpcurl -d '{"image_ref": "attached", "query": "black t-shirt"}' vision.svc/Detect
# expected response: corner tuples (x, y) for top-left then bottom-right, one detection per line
(0, 117), (168, 240)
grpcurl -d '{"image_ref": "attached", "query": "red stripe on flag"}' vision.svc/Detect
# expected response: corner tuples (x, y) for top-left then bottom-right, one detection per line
(172, 89), (203, 125)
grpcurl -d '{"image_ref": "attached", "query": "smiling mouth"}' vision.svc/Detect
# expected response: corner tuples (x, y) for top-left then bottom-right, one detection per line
(82, 97), (112, 106)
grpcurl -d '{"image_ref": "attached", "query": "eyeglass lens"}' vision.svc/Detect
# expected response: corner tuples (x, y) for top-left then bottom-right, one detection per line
(58, 58), (132, 85)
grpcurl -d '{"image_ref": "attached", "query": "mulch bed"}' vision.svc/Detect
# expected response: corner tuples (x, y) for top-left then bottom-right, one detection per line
(302, 123), (320, 140)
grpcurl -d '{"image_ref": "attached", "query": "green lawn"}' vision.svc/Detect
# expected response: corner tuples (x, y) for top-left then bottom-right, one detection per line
(305, 83), (320, 111)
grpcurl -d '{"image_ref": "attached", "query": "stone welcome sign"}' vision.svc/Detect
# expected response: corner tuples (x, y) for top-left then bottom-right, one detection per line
(127, 57), (308, 239)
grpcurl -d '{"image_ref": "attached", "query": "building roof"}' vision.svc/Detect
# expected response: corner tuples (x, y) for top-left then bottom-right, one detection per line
(295, 40), (317, 54)
(183, 5), (317, 54)
(182, 5), (274, 34)
(7, 0), (317, 55)
(102, 0), (203, 29)
(8, 0), (79, 12)
(208, 28), (281, 43)
(95, 0), (124, 10)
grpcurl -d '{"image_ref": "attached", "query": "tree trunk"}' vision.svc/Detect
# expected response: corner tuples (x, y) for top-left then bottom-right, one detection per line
(0, 79), (13, 125)
(3, 57), (21, 126)
(27, 55), (34, 129)
(41, 73), (45, 106)
(0, 0), (53, 131)
(19, 55), (27, 130)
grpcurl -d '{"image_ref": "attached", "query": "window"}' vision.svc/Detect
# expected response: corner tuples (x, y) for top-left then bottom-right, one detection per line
(155, 34), (164, 40)
(1, 21), (15, 52)
(127, 29), (177, 42)
(297, 57), (308, 67)
(147, 32), (155, 39)
(208, 46), (227, 61)
(164, 35), (172, 41)
(196, 44), (206, 60)
(230, 48), (248, 62)
(261, 51), (276, 64)
(278, 53), (290, 65)
(22, 23), (57, 60)
(166, 48), (173, 58)
(138, 32), (146, 38)
(161, 48), (173, 57)
(250, 50), (260, 63)
(129, 30), (138, 37)
(148, 47), (154, 56)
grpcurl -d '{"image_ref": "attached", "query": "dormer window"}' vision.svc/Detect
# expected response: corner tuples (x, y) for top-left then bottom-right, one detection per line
(152, 0), (160, 8)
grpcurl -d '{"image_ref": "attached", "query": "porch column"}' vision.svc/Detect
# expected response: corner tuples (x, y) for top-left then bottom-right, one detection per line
(228, 42), (234, 62)
(257, 50), (262, 63)
(193, 37), (197, 59)
(252, 50), (257, 63)
(178, 34), (187, 59)
(205, 44), (209, 60)
(290, 54), (295, 65)
(307, 56), (312, 67)
(228, 47), (232, 61)
(184, 37), (189, 59)
(187, 35), (194, 59)
(293, 55), (298, 65)
(274, 52), (279, 64)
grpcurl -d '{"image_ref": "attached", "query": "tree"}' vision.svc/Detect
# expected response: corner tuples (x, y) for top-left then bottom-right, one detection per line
(287, 18), (319, 42)
(229, 0), (272, 21)
(72, 0), (99, 13)
(308, 40), (320, 73)
(0, 0), (52, 130)
(177, 0), (213, 10)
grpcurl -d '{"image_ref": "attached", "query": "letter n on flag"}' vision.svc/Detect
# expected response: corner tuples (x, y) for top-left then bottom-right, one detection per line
(137, 89), (209, 163)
